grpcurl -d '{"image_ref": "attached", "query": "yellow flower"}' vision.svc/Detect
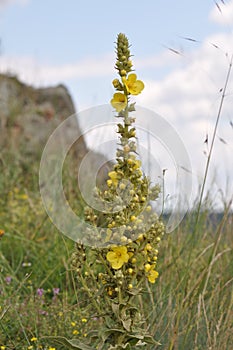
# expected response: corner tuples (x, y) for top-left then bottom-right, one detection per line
(122, 73), (144, 95)
(133, 159), (141, 170)
(108, 171), (118, 186)
(106, 246), (130, 269)
(147, 269), (159, 283)
(30, 337), (37, 342)
(111, 92), (127, 112)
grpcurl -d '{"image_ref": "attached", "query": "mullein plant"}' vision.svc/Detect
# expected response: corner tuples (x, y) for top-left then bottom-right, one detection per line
(50, 34), (165, 350)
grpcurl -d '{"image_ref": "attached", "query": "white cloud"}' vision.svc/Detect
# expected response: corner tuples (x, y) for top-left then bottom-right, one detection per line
(0, 0), (29, 10)
(0, 53), (115, 86)
(209, 0), (233, 25)
(0, 49), (180, 88)
(135, 31), (233, 208)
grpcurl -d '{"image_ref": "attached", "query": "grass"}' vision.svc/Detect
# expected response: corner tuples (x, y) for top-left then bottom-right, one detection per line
(0, 139), (232, 350)
(1, 54), (233, 348)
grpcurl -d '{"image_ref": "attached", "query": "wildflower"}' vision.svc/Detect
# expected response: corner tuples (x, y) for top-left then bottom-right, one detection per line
(0, 230), (4, 238)
(81, 318), (87, 323)
(144, 263), (151, 272)
(73, 330), (79, 335)
(111, 92), (127, 112)
(49, 347), (56, 350)
(5, 276), (12, 284)
(133, 159), (141, 170)
(122, 73), (144, 95)
(106, 246), (129, 269)
(18, 193), (28, 200)
(147, 269), (159, 284)
(1, 346), (6, 350)
(108, 171), (118, 187)
(131, 257), (137, 264)
(37, 288), (44, 297)
(71, 321), (76, 327)
(53, 288), (60, 296)
(145, 243), (152, 251)
(30, 337), (37, 342)
(112, 78), (123, 90)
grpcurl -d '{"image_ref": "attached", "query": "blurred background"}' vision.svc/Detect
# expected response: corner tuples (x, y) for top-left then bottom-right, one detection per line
(0, 0), (232, 211)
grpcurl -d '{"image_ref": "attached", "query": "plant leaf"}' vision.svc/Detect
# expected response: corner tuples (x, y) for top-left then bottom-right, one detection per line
(42, 336), (95, 350)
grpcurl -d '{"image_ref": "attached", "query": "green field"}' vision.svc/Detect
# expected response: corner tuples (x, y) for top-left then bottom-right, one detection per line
(0, 140), (232, 350)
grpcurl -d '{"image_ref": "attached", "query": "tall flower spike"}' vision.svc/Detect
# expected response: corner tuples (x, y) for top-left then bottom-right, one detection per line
(111, 33), (144, 111)
(115, 33), (133, 77)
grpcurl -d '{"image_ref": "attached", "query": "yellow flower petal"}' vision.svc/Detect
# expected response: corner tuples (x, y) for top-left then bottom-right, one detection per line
(106, 246), (130, 269)
(147, 269), (159, 283)
(108, 171), (118, 186)
(111, 92), (127, 112)
(122, 73), (144, 95)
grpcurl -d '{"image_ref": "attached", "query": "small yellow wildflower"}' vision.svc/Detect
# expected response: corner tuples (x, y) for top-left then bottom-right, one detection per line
(107, 179), (112, 187)
(73, 330), (79, 335)
(71, 321), (76, 327)
(122, 73), (144, 95)
(1, 346), (6, 350)
(119, 182), (126, 190)
(18, 194), (28, 200)
(106, 246), (129, 269)
(111, 92), (127, 112)
(145, 243), (152, 251)
(28, 347), (33, 350)
(133, 159), (141, 169)
(144, 263), (151, 272)
(120, 236), (127, 243)
(147, 269), (159, 284)
(48, 347), (56, 350)
(31, 337), (37, 342)
(81, 318), (87, 323)
(108, 171), (118, 186)
(108, 287), (113, 296)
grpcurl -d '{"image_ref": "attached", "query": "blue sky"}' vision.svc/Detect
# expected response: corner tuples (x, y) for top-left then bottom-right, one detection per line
(1, 0), (233, 210)
(0, 0), (226, 107)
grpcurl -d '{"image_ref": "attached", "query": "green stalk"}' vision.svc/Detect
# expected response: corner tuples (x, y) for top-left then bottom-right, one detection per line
(194, 55), (233, 234)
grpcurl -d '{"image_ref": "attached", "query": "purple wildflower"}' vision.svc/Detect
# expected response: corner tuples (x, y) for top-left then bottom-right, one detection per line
(5, 276), (12, 284)
(37, 288), (44, 297)
(53, 288), (60, 296)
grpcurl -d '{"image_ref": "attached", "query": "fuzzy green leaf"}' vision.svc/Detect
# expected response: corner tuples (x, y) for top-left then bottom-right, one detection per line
(42, 336), (95, 350)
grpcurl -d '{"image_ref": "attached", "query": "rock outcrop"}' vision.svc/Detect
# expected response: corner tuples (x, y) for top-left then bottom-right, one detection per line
(0, 73), (87, 163)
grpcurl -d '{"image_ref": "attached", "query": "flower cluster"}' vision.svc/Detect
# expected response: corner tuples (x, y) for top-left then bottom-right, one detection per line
(71, 33), (165, 349)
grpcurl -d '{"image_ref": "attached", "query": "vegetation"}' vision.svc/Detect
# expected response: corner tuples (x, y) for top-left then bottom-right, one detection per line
(0, 34), (232, 349)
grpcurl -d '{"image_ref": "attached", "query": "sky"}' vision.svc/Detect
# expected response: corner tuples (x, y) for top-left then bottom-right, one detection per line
(0, 0), (233, 212)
